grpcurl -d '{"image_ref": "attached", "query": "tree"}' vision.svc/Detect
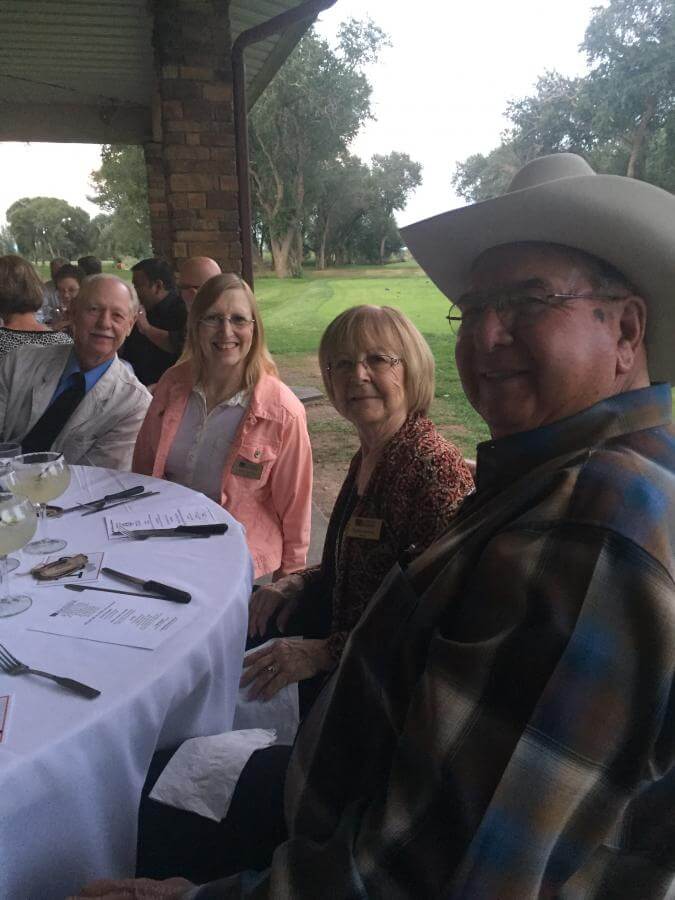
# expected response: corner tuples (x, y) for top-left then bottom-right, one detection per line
(452, 0), (675, 200)
(89, 145), (152, 257)
(369, 152), (422, 264)
(6, 197), (94, 262)
(583, 0), (675, 180)
(310, 154), (372, 269)
(250, 18), (390, 278)
(0, 225), (17, 255)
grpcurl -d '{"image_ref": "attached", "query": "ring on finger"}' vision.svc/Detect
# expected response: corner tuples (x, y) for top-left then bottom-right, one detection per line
(266, 663), (278, 675)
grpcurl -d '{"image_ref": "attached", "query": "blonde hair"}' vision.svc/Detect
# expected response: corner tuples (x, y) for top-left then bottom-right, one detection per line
(319, 305), (435, 416)
(185, 273), (278, 388)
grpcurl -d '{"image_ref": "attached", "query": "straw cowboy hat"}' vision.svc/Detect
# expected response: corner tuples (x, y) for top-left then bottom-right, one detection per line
(400, 153), (675, 383)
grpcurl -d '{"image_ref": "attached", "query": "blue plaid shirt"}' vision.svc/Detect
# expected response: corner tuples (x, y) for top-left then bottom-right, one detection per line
(197, 384), (675, 899)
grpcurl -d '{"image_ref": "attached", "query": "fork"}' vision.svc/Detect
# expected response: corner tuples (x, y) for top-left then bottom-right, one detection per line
(0, 642), (100, 699)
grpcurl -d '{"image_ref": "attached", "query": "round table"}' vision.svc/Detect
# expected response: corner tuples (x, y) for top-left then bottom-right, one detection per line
(0, 466), (252, 900)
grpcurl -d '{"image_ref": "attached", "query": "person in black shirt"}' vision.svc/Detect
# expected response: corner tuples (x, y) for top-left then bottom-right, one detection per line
(121, 258), (187, 386)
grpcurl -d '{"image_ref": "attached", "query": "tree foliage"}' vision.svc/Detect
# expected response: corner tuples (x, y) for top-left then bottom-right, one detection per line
(250, 18), (390, 277)
(453, 0), (675, 201)
(5, 197), (95, 262)
(89, 145), (152, 258)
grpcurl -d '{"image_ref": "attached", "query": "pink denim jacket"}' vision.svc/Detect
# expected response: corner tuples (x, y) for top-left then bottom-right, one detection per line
(133, 363), (313, 578)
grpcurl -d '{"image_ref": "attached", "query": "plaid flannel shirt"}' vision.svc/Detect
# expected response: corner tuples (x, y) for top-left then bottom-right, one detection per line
(196, 384), (675, 899)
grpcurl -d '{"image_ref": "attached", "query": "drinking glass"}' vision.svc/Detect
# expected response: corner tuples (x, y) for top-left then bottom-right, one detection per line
(12, 453), (71, 555)
(0, 491), (37, 617)
(0, 443), (23, 572)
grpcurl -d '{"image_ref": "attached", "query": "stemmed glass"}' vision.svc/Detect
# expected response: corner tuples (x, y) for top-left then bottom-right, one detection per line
(11, 452), (71, 555)
(0, 491), (37, 617)
(0, 442), (23, 572)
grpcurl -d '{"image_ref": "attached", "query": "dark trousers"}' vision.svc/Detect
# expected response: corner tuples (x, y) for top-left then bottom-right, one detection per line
(136, 744), (292, 883)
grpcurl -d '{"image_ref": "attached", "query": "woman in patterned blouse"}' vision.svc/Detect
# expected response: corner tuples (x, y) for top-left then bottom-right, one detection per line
(243, 304), (474, 709)
(0, 255), (72, 357)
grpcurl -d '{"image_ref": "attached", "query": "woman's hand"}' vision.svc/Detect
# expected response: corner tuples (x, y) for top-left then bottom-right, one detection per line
(240, 638), (333, 701)
(247, 575), (304, 639)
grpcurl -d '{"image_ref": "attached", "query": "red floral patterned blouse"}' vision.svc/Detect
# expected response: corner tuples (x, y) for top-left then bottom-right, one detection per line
(299, 414), (475, 661)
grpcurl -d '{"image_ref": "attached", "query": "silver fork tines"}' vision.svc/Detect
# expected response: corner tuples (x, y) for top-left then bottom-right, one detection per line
(0, 641), (101, 699)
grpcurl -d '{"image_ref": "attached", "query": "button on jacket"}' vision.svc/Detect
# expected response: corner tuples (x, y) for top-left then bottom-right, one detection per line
(132, 362), (313, 579)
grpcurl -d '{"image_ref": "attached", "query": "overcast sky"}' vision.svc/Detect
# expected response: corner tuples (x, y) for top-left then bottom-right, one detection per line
(0, 0), (599, 229)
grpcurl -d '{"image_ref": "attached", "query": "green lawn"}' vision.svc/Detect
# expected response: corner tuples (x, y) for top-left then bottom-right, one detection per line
(254, 266), (490, 453)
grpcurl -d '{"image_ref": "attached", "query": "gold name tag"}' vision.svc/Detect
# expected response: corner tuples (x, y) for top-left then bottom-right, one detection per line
(232, 457), (264, 480)
(344, 516), (383, 540)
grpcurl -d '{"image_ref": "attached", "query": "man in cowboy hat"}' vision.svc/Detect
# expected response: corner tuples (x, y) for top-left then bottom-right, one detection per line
(77, 154), (675, 899)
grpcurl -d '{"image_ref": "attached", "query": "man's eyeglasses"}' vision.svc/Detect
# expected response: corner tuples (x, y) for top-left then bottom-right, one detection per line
(199, 313), (255, 330)
(325, 353), (402, 377)
(446, 291), (628, 335)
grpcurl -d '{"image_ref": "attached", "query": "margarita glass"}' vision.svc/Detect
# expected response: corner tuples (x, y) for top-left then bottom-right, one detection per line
(0, 491), (37, 617)
(12, 452), (71, 555)
(0, 443), (23, 572)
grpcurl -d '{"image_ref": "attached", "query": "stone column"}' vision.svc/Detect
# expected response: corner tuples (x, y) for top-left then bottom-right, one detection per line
(144, 0), (241, 272)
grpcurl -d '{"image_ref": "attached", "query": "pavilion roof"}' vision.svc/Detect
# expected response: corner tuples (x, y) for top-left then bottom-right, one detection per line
(0, 0), (314, 142)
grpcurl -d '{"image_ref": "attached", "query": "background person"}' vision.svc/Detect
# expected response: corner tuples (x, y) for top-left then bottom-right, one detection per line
(121, 257), (186, 385)
(135, 256), (221, 357)
(0, 274), (151, 468)
(40, 255), (68, 323)
(0, 254), (72, 356)
(52, 263), (84, 332)
(77, 255), (103, 276)
(243, 305), (474, 707)
(133, 273), (312, 580)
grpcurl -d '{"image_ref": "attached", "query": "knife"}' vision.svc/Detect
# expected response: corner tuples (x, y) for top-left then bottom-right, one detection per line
(102, 567), (191, 604)
(81, 490), (161, 516)
(121, 523), (228, 540)
(64, 584), (167, 600)
(60, 485), (146, 514)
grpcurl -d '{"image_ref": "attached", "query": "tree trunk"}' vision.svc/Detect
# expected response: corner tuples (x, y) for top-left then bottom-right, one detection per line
(270, 228), (296, 278)
(379, 234), (386, 266)
(316, 221), (329, 270)
(626, 97), (656, 179)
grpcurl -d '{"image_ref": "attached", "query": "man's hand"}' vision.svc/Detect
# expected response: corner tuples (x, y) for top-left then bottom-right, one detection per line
(247, 576), (304, 638)
(135, 307), (151, 336)
(240, 638), (332, 701)
(70, 876), (193, 899)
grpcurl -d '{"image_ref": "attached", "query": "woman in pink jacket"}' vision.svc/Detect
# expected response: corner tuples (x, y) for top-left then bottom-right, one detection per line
(132, 273), (312, 580)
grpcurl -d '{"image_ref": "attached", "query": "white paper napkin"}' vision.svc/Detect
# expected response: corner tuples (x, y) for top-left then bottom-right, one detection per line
(149, 728), (277, 822)
(233, 640), (300, 745)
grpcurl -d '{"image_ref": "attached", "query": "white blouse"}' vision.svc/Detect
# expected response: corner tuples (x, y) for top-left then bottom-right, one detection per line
(164, 386), (250, 502)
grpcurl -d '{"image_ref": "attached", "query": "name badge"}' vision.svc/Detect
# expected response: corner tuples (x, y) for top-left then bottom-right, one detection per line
(232, 457), (264, 480)
(344, 516), (383, 541)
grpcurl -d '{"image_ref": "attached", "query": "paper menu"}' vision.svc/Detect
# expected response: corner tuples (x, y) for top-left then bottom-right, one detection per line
(104, 505), (218, 540)
(28, 592), (195, 651)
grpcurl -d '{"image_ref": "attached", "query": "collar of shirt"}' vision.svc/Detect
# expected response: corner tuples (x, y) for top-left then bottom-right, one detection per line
(51, 351), (115, 404)
(193, 384), (251, 410)
(475, 383), (673, 494)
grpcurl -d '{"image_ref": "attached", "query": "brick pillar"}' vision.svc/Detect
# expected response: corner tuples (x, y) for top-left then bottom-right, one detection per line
(146, 0), (241, 272)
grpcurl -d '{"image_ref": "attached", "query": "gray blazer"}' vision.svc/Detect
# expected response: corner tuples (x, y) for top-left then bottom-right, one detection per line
(0, 344), (152, 470)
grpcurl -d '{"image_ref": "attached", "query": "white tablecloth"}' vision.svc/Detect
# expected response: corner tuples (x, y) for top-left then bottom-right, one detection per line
(0, 466), (253, 900)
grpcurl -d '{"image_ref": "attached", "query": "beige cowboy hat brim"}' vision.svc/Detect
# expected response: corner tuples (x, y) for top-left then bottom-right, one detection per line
(400, 160), (675, 384)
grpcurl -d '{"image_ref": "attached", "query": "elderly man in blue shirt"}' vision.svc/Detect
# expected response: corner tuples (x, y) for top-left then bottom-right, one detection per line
(0, 274), (151, 470)
(79, 154), (675, 899)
